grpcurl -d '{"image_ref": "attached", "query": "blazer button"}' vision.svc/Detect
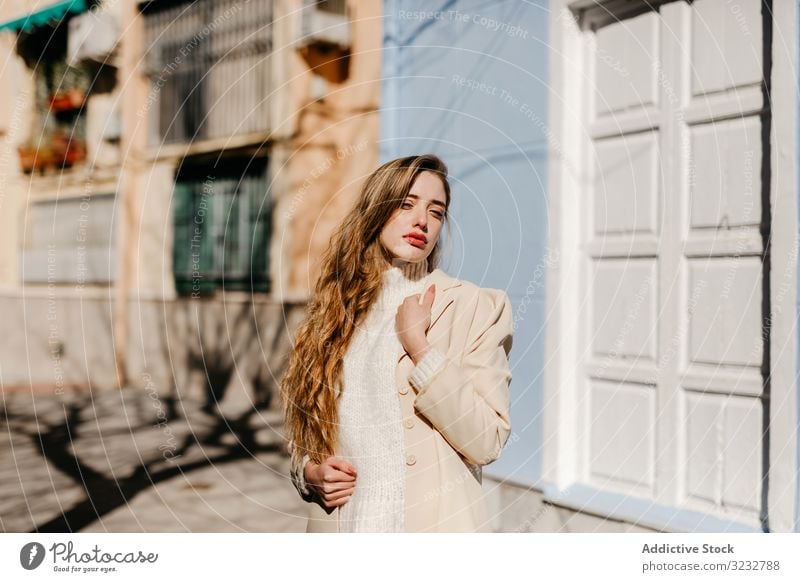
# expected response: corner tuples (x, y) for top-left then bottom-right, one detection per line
(398, 384), (409, 395)
(405, 454), (416, 466)
(404, 418), (414, 429)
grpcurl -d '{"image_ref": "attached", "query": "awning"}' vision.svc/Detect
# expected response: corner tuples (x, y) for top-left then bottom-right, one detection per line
(0, 0), (87, 33)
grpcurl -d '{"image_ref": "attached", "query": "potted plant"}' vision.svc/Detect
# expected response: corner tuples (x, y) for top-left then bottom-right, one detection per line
(51, 131), (69, 161)
(62, 137), (87, 167)
(66, 87), (85, 108)
(48, 93), (73, 112)
(17, 143), (38, 173)
(49, 61), (89, 111)
(17, 138), (55, 174)
(49, 131), (86, 168)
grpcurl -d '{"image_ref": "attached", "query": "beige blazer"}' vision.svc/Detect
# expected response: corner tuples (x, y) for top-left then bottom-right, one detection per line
(295, 267), (514, 532)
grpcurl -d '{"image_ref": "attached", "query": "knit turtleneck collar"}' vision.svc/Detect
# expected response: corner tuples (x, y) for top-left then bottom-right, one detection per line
(374, 258), (430, 311)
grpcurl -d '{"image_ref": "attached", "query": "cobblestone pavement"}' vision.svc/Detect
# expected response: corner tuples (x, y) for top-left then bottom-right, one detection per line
(0, 385), (308, 532)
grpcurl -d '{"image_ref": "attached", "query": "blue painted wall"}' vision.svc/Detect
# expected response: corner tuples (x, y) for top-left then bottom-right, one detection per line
(380, 0), (549, 485)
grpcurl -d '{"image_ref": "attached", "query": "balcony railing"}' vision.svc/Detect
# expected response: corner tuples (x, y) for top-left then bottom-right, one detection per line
(142, 0), (273, 146)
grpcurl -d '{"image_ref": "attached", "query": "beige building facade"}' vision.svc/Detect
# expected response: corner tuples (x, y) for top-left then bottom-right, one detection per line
(0, 0), (382, 409)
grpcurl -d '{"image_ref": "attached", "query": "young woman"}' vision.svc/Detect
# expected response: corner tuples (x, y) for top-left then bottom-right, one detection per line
(282, 154), (514, 533)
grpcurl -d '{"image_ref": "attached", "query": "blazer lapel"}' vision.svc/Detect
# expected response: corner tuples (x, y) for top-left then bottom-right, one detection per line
(396, 268), (461, 363)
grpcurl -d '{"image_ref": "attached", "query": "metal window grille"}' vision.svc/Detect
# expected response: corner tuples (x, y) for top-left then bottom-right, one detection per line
(142, 0), (273, 145)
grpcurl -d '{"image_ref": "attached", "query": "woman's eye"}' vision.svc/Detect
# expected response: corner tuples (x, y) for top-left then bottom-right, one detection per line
(401, 202), (413, 209)
(432, 211), (444, 219)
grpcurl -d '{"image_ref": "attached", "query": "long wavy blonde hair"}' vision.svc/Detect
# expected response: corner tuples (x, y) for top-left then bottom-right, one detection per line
(282, 154), (452, 464)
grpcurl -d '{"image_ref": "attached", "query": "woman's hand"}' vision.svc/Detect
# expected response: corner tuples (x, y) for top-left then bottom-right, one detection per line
(304, 456), (357, 508)
(396, 284), (436, 363)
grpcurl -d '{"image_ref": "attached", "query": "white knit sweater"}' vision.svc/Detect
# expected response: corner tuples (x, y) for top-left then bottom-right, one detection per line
(336, 259), (430, 531)
(290, 258), (449, 532)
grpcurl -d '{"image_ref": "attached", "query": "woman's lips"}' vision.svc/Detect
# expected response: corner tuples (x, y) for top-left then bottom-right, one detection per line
(404, 235), (426, 248)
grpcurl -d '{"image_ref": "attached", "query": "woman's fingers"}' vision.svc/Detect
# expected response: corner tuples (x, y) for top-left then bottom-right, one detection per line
(420, 283), (435, 306)
(321, 486), (355, 507)
(325, 486), (355, 501)
(327, 456), (357, 477)
(318, 480), (355, 494)
(320, 467), (356, 485)
(307, 457), (357, 499)
(325, 494), (353, 508)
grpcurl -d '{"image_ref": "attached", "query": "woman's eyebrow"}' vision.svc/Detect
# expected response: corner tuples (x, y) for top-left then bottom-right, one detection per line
(406, 194), (446, 209)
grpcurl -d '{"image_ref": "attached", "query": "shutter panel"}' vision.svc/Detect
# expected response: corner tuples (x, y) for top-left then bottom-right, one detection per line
(579, 0), (767, 526)
(172, 157), (270, 295)
(172, 181), (194, 294)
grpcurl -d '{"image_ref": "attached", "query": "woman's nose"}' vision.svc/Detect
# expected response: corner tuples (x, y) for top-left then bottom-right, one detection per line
(414, 206), (427, 228)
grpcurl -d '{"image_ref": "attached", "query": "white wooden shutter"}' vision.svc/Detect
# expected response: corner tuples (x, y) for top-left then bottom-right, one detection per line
(581, 0), (766, 528)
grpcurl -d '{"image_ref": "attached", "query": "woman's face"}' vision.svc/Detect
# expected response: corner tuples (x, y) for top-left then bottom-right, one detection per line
(379, 170), (448, 264)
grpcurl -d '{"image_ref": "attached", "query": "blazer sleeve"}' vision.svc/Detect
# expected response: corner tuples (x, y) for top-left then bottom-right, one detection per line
(408, 288), (513, 466)
(287, 439), (315, 503)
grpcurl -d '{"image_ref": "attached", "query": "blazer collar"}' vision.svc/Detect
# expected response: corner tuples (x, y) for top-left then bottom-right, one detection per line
(427, 267), (462, 292)
(396, 267), (461, 363)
